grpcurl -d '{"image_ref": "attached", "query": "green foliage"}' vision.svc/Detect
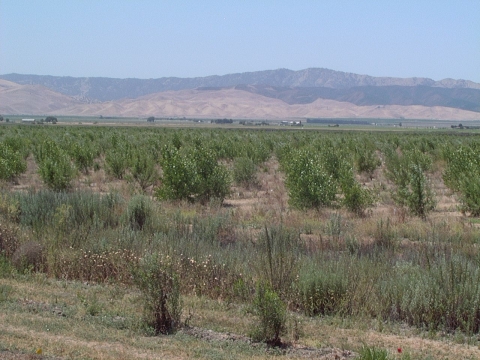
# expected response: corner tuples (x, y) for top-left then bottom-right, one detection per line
(380, 254), (480, 334)
(444, 145), (480, 216)
(297, 263), (348, 316)
(401, 164), (436, 219)
(8, 190), (121, 234)
(340, 165), (374, 215)
(105, 147), (129, 179)
(130, 149), (157, 191)
(0, 142), (27, 181)
(284, 148), (337, 209)
(385, 148), (435, 218)
(356, 345), (390, 360)
(69, 142), (95, 174)
(132, 254), (182, 335)
(233, 157), (257, 186)
(250, 282), (286, 346)
(355, 143), (381, 176)
(157, 145), (231, 204)
(36, 140), (76, 191)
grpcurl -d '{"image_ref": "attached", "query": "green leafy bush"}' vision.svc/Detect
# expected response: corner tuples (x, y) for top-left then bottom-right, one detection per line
(130, 150), (157, 191)
(284, 149), (336, 209)
(105, 148), (129, 179)
(157, 145), (230, 204)
(355, 143), (381, 176)
(250, 282), (286, 346)
(444, 145), (480, 216)
(70, 142), (95, 174)
(0, 142), (27, 181)
(36, 140), (76, 191)
(385, 148), (435, 218)
(340, 166), (374, 215)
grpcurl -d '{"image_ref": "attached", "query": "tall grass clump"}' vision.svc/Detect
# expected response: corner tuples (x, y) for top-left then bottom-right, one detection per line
(233, 157), (257, 187)
(255, 226), (301, 298)
(10, 190), (122, 236)
(125, 195), (154, 231)
(356, 345), (390, 360)
(297, 260), (348, 316)
(387, 254), (480, 333)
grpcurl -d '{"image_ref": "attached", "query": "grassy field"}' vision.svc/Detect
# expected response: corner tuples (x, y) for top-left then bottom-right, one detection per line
(2, 123), (480, 359)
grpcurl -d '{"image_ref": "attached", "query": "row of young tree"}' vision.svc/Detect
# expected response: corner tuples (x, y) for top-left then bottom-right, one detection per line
(1, 125), (480, 218)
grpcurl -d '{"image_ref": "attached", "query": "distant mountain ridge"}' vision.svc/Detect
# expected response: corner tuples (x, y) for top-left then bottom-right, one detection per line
(2, 68), (480, 103)
(1, 68), (479, 118)
(1, 78), (479, 121)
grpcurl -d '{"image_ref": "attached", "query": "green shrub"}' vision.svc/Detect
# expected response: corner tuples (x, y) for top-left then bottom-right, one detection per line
(36, 140), (76, 191)
(250, 282), (286, 346)
(284, 149), (336, 209)
(401, 164), (436, 219)
(385, 148), (435, 218)
(340, 166), (374, 215)
(130, 150), (157, 191)
(444, 145), (480, 216)
(0, 142), (27, 181)
(157, 145), (231, 204)
(105, 148), (129, 179)
(132, 254), (182, 335)
(355, 144), (381, 176)
(70, 142), (95, 174)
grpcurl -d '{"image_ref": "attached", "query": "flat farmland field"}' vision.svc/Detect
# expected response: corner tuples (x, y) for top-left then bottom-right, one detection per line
(2, 123), (480, 359)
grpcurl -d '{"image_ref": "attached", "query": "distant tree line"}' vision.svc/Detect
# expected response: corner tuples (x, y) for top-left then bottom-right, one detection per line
(211, 118), (233, 124)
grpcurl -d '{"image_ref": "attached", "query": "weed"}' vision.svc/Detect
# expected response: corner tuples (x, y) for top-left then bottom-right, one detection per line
(132, 254), (182, 335)
(250, 282), (286, 346)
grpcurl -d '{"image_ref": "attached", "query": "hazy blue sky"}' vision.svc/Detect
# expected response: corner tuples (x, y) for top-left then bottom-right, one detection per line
(1, 1), (479, 82)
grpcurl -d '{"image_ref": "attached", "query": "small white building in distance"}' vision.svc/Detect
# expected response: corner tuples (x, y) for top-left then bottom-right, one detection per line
(22, 119), (36, 124)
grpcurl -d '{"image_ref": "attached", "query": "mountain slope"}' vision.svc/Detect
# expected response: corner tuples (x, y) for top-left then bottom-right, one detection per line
(0, 79), (81, 115)
(2, 84), (478, 121)
(235, 85), (480, 112)
(2, 68), (480, 104)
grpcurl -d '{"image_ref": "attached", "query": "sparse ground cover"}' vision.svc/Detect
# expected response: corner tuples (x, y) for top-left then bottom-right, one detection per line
(2, 123), (480, 359)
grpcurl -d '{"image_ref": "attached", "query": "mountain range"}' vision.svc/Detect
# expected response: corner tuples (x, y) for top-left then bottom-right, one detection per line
(1, 68), (479, 120)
